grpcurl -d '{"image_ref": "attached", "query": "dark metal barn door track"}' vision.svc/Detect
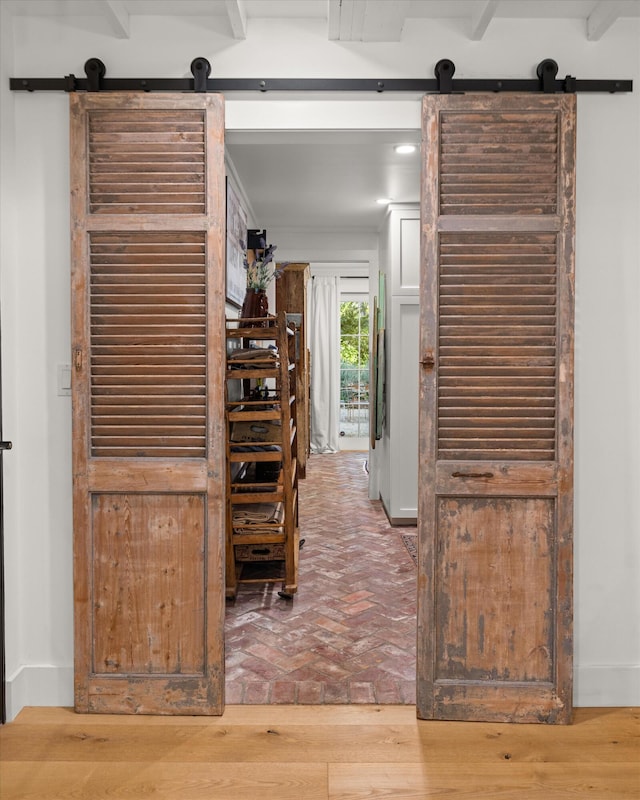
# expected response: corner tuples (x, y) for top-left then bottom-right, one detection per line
(10, 58), (632, 95)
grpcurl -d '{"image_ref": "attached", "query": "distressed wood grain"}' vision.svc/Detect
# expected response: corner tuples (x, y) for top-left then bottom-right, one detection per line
(71, 93), (226, 715)
(418, 94), (576, 723)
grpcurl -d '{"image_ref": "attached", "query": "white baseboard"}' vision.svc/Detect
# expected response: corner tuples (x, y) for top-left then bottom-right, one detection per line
(574, 664), (640, 707)
(4, 664), (638, 721)
(6, 664), (74, 721)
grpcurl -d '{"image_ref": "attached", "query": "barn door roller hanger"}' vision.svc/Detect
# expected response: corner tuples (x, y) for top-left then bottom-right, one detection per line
(10, 57), (632, 95)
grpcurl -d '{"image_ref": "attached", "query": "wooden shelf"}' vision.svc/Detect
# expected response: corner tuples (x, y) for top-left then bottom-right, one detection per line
(224, 311), (300, 599)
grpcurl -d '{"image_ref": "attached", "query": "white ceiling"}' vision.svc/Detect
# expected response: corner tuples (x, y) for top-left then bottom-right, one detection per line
(6, 1), (640, 41)
(225, 130), (422, 236)
(5, 0), (639, 240)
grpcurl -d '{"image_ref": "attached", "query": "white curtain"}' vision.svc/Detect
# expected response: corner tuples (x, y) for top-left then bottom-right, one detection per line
(308, 275), (340, 453)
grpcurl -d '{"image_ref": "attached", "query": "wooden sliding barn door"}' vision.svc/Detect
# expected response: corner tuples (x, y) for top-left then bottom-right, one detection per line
(70, 93), (226, 714)
(417, 94), (576, 723)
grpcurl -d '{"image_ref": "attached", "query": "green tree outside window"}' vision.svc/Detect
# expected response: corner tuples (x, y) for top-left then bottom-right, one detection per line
(340, 301), (370, 438)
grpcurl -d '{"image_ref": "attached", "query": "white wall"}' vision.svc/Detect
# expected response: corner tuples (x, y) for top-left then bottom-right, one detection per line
(1, 10), (638, 718)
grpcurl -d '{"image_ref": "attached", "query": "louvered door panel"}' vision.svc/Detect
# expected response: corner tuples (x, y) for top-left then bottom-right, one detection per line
(418, 94), (575, 724)
(438, 232), (557, 461)
(71, 94), (226, 716)
(88, 110), (205, 214)
(89, 231), (206, 458)
(440, 112), (558, 215)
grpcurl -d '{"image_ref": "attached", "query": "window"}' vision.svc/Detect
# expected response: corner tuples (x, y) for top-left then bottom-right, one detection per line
(339, 300), (369, 439)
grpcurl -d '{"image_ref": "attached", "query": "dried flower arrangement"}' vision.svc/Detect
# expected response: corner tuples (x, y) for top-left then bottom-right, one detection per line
(244, 238), (287, 290)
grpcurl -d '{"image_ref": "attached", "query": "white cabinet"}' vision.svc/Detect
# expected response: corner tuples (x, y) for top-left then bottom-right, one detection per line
(374, 204), (419, 524)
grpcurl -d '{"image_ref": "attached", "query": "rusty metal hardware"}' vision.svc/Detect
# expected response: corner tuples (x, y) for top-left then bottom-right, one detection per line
(74, 349), (83, 371)
(420, 354), (435, 369)
(452, 471), (494, 479)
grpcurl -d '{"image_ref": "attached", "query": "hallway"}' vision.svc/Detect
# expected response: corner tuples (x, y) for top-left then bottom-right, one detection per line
(225, 451), (417, 704)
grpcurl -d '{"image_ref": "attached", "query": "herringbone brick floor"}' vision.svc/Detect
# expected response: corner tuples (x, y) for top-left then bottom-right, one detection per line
(225, 450), (418, 704)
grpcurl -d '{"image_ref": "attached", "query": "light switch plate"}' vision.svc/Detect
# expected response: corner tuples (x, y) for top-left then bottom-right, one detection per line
(57, 364), (72, 396)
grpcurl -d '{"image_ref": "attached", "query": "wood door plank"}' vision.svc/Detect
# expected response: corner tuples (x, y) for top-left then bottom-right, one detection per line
(435, 496), (554, 684)
(91, 493), (205, 676)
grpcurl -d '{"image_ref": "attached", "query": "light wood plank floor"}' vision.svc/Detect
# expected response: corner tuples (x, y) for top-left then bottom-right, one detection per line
(1, 706), (638, 799)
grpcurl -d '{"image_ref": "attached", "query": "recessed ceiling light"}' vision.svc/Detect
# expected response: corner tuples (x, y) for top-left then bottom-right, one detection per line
(395, 144), (416, 155)
(376, 197), (393, 205)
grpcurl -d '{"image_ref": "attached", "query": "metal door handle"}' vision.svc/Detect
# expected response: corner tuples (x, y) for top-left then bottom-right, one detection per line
(452, 471), (493, 479)
(0, 441), (12, 451)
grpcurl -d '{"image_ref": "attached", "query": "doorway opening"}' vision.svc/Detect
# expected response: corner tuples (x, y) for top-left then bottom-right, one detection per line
(223, 128), (420, 703)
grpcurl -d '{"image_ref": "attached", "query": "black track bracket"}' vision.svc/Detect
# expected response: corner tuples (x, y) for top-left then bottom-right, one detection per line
(538, 59), (559, 93)
(191, 57), (211, 93)
(84, 58), (106, 92)
(435, 59), (455, 94)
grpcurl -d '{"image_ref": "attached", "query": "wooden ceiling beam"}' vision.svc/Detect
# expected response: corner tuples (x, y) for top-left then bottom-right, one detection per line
(361, 0), (410, 42)
(587, 0), (624, 41)
(225, 0), (247, 40)
(99, 0), (129, 39)
(341, 0), (367, 42)
(470, 0), (498, 41)
(329, 0), (410, 42)
(328, 0), (341, 40)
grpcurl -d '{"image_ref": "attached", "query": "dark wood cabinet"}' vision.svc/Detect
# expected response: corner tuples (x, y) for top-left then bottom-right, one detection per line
(276, 263), (310, 478)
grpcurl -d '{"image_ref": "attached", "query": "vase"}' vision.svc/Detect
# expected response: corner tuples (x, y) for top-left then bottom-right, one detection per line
(241, 288), (269, 326)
